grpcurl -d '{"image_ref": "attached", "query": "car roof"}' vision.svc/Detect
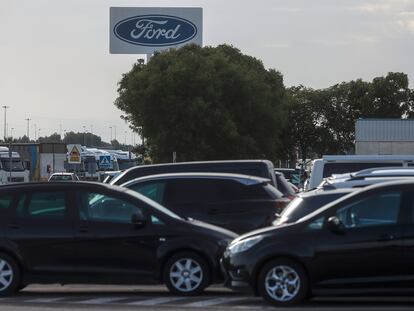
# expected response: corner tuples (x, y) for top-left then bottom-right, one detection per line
(0, 181), (123, 192)
(352, 167), (414, 178)
(121, 172), (271, 187)
(299, 188), (355, 198)
(50, 172), (75, 176)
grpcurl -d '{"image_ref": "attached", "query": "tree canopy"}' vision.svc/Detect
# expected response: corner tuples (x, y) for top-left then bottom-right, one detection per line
(115, 44), (287, 162)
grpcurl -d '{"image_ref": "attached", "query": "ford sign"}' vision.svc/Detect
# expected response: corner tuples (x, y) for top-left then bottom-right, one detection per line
(114, 14), (198, 47)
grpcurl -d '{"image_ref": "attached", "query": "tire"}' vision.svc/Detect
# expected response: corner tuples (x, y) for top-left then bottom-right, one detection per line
(257, 258), (308, 306)
(163, 252), (210, 295)
(0, 252), (20, 297)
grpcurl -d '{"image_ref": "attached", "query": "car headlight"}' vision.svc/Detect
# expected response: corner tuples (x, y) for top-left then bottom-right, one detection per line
(228, 235), (263, 255)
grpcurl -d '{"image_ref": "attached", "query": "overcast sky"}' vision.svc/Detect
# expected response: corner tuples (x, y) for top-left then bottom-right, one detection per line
(1, 0), (413, 142)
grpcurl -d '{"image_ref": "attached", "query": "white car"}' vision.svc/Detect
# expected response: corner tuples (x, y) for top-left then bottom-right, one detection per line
(48, 172), (79, 181)
(318, 167), (414, 190)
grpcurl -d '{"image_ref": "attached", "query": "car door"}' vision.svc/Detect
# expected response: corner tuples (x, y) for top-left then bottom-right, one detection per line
(398, 185), (414, 287)
(310, 189), (407, 289)
(6, 188), (78, 274)
(71, 188), (160, 281)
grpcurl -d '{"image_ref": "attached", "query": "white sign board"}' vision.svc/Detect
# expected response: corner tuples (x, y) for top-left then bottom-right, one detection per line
(67, 144), (82, 164)
(110, 7), (203, 54)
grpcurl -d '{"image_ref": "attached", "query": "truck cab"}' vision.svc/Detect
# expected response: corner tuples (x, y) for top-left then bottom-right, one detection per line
(0, 150), (30, 184)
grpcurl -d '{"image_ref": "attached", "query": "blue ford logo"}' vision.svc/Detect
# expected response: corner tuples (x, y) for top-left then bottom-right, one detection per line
(114, 14), (197, 46)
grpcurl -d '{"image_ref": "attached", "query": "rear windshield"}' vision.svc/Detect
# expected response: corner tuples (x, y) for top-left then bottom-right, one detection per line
(51, 175), (72, 181)
(323, 162), (403, 178)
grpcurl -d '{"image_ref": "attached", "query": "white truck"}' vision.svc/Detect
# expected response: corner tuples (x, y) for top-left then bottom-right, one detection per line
(0, 147), (30, 184)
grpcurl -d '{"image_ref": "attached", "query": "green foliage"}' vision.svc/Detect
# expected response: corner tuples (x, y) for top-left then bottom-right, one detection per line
(115, 44), (287, 162)
(63, 131), (110, 147)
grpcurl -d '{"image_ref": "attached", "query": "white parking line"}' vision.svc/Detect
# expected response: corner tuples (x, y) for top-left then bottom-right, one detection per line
(127, 296), (188, 306)
(185, 297), (248, 307)
(24, 297), (67, 303)
(74, 297), (127, 304)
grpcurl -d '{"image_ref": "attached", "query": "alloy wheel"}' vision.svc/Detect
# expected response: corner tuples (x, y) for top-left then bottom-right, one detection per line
(0, 259), (13, 292)
(264, 265), (300, 302)
(169, 258), (203, 293)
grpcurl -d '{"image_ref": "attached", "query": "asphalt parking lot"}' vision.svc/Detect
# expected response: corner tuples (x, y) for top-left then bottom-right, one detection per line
(1, 284), (414, 311)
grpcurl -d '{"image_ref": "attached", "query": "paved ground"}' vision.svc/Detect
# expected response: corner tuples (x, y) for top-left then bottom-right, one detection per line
(2, 285), (414, 311)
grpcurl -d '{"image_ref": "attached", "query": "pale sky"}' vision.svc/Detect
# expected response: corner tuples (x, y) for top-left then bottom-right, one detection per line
(1, 0), (414, 142)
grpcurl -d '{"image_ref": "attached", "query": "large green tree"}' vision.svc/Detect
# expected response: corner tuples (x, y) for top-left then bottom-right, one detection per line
(115, 44), (287, 162)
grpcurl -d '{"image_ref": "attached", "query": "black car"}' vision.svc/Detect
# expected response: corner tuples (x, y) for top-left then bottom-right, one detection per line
(110, 160), (283, 191)
(121, 172), (287, 234)
(221, 180), (414, 306)
(0, 182), (237, 296)
(274, 188), (355, 225)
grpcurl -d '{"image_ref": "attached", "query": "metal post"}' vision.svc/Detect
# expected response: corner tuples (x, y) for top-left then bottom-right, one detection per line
(8, 142), (12, 182)
(2, 105), (9, 141)
(109, 126), (112, 142)
(25, 118), (31, 139)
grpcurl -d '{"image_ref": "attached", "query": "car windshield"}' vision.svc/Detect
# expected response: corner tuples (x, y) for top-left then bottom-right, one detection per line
(1, 160), (25, 172)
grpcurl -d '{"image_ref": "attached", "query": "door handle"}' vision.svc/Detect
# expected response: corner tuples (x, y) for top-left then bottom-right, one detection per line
(8, 224), (20, 230)
(377, 234), (395, 241)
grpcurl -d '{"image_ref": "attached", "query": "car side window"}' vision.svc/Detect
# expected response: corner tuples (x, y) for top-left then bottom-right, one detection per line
(164, 179), (220, 205)
(0, 194), (13, 211)
(79, 191), (143, 224)
(18, 192), (67, 218)
(336, 191), (401, 229)
(129, 182), (165, 204)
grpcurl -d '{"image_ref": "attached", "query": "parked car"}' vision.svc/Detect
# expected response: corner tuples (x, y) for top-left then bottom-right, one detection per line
(307, 155), (414, 190)
(0, 182), (237, 296)
(274, 172), (296, 198)
(274, 188), (355, 225)
(48, 172), (79, 181)
(121, 173), (287, 234)
(274, 168), (301, 187)
(110, 160), (296, 197)
(319, 167), (414, 190)
(221, 180), (414, 306)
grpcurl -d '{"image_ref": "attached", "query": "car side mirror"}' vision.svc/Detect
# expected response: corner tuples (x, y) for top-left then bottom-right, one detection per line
(327, 216), (344, 233)
(131, 213), (146, 228)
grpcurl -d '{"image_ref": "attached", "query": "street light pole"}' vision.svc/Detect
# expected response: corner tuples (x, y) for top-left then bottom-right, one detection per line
(2, 105), (9, 141)
(11, 128), (14, 139)
(82, 126), (86, 146)
(109, 126), (112, 142)
(25, 118), (31, 139)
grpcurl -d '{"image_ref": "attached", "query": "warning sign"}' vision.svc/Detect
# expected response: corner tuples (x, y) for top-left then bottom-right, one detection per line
(67, 144), (82, 164)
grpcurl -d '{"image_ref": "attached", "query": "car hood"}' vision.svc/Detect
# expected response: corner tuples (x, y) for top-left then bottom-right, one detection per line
(231, 222), (295, 244)
(185, 218), (238, 239)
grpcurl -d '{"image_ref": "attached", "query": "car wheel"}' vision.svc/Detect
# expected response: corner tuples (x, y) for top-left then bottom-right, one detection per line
(164, 252), (210, 295)
(0, 253), (20, 296)
(258, 259), (308, 306)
